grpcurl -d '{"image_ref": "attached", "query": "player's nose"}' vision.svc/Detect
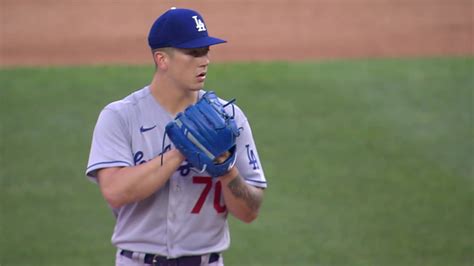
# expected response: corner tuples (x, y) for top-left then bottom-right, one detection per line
(199, 54), (210, 66)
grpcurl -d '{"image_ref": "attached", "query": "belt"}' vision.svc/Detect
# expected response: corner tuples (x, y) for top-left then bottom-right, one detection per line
(120, 249), (220, 266)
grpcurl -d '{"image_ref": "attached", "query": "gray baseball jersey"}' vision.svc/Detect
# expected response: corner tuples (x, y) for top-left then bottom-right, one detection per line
(86, 86), (267, 258)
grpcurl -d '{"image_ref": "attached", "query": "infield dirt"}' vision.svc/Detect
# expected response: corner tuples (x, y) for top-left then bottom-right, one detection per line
(1, 0), (472, 66)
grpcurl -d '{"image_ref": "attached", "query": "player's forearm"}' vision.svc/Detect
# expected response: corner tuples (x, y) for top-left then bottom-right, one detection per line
(98, 149), (185, 208)
(219, 168), (264, 223)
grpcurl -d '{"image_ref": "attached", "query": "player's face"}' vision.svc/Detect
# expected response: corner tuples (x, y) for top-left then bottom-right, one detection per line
(167, 47), (210, 91)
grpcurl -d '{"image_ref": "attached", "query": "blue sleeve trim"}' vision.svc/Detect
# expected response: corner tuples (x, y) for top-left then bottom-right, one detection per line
(86, 160), (132, 170)
(244, 178), (267, 184)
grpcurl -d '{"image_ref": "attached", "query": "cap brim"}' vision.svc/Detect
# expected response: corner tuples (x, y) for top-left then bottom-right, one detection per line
(174, 36), (227, 49)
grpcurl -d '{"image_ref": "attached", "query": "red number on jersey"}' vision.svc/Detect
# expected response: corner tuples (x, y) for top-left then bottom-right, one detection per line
(191, 176), (227, 214)
(214, 181), (226, 213)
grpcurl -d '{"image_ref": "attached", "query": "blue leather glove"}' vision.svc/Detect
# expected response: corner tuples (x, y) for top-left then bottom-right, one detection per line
(165, 91), (240, 177)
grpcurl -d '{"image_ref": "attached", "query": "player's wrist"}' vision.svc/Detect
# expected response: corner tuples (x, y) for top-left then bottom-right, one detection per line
(157, 148), (185, 166)
(218, 166), (239, 182)
(171, 148), (186, 161)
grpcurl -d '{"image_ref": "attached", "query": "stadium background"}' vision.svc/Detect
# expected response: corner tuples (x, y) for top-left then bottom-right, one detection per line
(1, 0), (472, 265)
(2, 0), (471, 65)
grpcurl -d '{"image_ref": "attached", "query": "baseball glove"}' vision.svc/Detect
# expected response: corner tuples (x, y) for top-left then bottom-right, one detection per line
(165, 91), (241, 177)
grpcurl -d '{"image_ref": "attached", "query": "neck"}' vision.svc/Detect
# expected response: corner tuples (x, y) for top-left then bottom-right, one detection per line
(149, 73), (199, 116)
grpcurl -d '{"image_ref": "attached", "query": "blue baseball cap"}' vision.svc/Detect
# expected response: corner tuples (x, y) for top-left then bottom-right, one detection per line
(148, 8), (226, 49)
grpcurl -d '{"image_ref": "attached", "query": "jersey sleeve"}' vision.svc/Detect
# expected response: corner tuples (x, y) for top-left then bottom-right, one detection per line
(85, 107), (133, 182)
(234, 117), (267, 189)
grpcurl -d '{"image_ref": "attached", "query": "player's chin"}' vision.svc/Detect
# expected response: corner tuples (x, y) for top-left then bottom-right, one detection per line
(189, 81), (205, 91)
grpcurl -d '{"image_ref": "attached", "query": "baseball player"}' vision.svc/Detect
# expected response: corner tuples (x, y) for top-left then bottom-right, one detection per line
(85, 7), (267, 266)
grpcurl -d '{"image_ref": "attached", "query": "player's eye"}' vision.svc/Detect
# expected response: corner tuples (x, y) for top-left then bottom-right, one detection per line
(182, 47), (209, 57)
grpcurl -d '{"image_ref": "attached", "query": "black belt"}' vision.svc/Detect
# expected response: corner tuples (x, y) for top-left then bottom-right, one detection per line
(120, 249), (220, 266)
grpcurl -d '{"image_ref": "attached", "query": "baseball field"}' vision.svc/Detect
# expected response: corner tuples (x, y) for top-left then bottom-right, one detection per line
(1, 0), (473, 265)
(1, 57), (473, 265)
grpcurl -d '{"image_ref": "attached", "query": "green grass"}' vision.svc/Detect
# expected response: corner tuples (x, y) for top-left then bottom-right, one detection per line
(1, 57), (472, 265)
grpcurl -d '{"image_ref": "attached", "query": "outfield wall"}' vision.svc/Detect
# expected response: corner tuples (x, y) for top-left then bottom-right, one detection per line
(1, 0), (472, 66)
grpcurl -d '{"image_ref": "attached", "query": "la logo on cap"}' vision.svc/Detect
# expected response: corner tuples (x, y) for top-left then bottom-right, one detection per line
(192, 16), (206, 32)
(148, 8), (226, 49)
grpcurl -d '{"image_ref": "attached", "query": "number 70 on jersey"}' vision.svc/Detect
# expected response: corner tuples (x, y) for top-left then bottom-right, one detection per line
(191, 176), (226, 214)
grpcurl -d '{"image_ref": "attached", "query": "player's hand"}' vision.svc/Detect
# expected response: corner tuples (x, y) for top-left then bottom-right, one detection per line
(214, 151), (231, 164)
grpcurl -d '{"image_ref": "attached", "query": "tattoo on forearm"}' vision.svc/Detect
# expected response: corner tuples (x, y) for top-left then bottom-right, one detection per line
(227, 175), (262, 211)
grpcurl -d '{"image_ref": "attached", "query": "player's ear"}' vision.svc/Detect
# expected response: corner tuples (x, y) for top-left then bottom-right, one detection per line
(153, 48), (172, 71)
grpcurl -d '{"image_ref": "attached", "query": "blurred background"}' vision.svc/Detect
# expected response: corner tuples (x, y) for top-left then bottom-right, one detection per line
(1, 0), (473, 265)
(1, 0), (472, 65)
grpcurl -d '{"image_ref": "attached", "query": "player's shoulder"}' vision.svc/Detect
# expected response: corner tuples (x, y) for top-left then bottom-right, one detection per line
(103, 86), (151, 113)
